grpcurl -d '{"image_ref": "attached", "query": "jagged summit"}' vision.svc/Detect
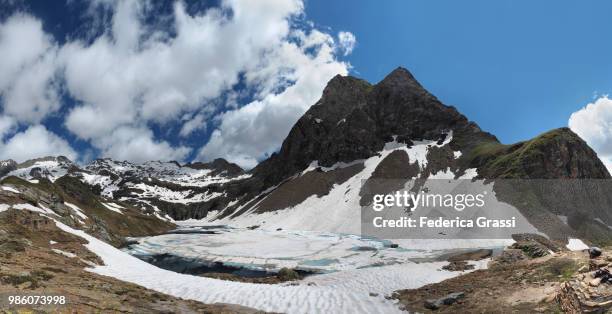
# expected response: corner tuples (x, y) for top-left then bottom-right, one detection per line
(252, 66), (492, 187)
(185, 158), (244, 176)
(377, 67), (420, 87)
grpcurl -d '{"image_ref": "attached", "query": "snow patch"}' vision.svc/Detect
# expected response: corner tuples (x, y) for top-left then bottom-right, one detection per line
(52, 249), (77, 258)
(102, 203), (124, 214)
(13, 203), (56, 215)
(1, 186), (20, 194)
(64, 202), (88, 221)
(130, 182), (222, 204)
(566, 238), (589, 251)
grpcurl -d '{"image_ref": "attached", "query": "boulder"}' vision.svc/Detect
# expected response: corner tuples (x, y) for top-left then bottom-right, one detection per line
(512, 241), (550, 258)
(442, 261), (475, 272)
(277, 268), (300, 281)
(589, 247), (602, 259)
(424, 292), (465, 310)
(442, 249), (493, 262)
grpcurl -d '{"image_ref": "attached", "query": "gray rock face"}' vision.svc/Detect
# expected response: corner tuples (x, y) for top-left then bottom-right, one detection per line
(252, 67), (496, 189)
(185, 158), (244, 177)
(0, 160), (16, 177)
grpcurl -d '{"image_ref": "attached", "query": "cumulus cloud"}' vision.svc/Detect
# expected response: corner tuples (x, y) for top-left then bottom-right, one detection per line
(93, 126), (190, 163)
(0, 115), (15, 139)
(337, 31), (356, 56)
(197, 29), (349, 168)
(0, 0), (355, 165)
(0, 14), (61, 123)
(0, 125), (77, 162)
(569, 96), (612, 172)
(179, 113), (208, 138)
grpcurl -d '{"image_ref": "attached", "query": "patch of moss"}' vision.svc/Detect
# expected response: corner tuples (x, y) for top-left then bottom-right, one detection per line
(542, 258), (577, 282)
(277, 267), (300, 281)
(0, 176), (34, 188)
(466, 128), (583, 179)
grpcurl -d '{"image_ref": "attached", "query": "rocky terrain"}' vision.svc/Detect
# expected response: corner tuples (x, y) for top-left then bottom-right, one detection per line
(0, 176), (265, 313)
(392, 241), (612, 313)
(0, 210), (263, 313)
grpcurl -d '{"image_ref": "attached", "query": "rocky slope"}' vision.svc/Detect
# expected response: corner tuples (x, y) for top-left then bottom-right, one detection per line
(0, 164), (265, 313)
(0, 207), (263, 313)
(392, 243), (612, 313)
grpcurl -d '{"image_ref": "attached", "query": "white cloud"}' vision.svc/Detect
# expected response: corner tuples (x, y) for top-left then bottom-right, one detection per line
(0, 125), (77, 162)
(92, 126), (190, 163)
(569, 96), (612, 172)
(0, 14), (61, 123)
(338, 31), (356, 56)
(179, 113), (208, 138)
(197, 29), (349, 168)
(0, 0), (355, 165)
(0, 115), (15, 139)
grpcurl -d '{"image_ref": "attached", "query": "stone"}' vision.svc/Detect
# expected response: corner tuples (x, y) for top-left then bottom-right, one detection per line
(442, 261), (475, 272)
(589, 247), (602, 259)
(424, 292), (465, 310)
(277, 268), (300, 281)
(443, 249), (493, 262)
(589, 278), (602, 287)
(511, 241), (549, 258)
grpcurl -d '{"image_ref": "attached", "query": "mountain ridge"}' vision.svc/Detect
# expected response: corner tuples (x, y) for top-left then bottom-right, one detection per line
(1, 67), (611, 244)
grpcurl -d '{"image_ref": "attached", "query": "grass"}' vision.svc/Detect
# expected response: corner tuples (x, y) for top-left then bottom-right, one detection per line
(544, 258), (578, 282)
(465, 128), (583, 179)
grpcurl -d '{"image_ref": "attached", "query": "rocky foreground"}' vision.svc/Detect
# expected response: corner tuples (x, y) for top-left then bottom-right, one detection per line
(0, 174), (266, 313)
(392, 238), (612, 313)
(0, 209), (265, 314)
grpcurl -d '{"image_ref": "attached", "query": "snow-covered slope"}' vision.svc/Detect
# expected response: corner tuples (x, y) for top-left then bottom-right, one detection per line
(54, 217), (488, 314)
(5, 156), (76, 183)
(210, 136), (466, 233)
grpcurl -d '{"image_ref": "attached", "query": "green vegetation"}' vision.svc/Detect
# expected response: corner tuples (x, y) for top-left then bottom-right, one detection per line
(0, 270), (54, 289)
(464, 128), (583, 178)
(277, 267), (301, 281)
(543, 258), (578, 282)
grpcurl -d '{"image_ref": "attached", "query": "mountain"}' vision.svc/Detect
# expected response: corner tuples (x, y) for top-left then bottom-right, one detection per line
(198, 67), (612, 245)
(2, 67), (611, 245)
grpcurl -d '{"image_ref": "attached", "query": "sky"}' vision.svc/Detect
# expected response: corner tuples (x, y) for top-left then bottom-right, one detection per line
(1, 0), (612, 171)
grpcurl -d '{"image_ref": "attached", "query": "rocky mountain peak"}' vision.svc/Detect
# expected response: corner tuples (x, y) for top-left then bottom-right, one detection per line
(374, 67), (432, 100)
(0, 159), (17, 177)
(472, 127), (611, 179)
(252, 67), (493, 188)
(378, 67), (419, 87)
(185, 158), (244, 176)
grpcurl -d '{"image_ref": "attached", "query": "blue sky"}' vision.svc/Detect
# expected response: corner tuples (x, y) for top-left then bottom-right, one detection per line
(306, 0), (612, 143)
(0, 0), (611, 168)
